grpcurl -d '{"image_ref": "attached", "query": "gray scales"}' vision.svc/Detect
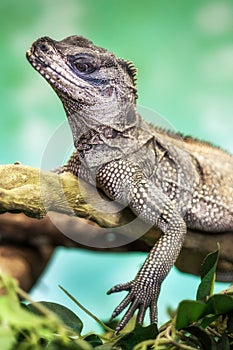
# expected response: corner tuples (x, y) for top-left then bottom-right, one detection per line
(27, 36), (233, 333)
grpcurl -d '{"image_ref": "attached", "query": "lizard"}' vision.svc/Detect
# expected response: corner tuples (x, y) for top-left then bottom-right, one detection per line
(26, 35), (233, 333)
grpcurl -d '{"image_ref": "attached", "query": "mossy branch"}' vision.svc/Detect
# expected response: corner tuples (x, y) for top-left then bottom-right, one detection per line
(0, 163), (233, 291)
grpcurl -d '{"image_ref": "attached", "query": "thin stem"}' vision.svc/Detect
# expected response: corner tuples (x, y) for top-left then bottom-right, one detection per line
(59, 285), (114, 333)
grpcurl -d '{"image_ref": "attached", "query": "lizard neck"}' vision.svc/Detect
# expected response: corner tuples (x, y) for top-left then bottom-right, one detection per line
(63, 100), (154, 169)
(63, 98), (139, 151)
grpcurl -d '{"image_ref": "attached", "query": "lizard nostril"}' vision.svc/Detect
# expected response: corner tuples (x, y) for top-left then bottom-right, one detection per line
(37, 37), (53, 52)
(40, 43), (49, 52)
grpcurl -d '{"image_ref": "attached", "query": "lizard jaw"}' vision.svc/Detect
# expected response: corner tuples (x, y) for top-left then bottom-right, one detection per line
(26, 49), (56, 84)
(26, 49), (84, 93)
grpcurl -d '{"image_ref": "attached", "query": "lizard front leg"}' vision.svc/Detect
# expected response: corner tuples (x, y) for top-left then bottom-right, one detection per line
(97, 159), (187, 333)
(51, 150), (80, 175)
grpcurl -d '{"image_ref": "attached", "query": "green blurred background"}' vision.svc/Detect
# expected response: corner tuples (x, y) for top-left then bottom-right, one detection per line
(1, 0), (232, 332)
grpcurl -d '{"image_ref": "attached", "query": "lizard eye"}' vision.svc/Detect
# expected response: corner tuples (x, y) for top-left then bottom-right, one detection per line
(73, 60), (96, 74)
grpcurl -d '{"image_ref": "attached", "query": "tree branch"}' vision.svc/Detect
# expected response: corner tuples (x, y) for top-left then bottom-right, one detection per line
(0, 163), (232, 290)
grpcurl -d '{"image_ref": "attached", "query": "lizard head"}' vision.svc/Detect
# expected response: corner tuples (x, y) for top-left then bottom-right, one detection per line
(27, 36), (138, 135)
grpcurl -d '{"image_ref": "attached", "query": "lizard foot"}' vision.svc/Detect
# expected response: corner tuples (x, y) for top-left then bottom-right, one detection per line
(107, 279), (158, 333)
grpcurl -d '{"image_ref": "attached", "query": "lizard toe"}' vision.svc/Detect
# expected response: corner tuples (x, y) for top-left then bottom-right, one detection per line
(149, 299), (158, 324)
(136, 303), (147, 324)
(110, 292), (133, 319)
(109, 278), (159, 333)
(107, 280), (133, 294)
(115, 298), (140, 333)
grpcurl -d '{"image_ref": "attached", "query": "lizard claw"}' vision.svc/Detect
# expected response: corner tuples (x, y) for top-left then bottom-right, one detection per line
(107, 279), (159, 333)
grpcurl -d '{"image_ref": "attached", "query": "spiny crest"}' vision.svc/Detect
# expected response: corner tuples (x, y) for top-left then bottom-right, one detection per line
(61, 35), (94, 48)
(117, 58), (138, 86)
(60, 35), (106, 53)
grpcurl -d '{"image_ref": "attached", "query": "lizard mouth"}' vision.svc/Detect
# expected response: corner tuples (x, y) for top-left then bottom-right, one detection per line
(26, 49), (65, 87)
(26, 50), (47, 68)
(26, 48), (96, 99)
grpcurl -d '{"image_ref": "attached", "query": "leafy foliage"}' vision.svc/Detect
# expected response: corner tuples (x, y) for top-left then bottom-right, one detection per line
(196, 244), (219, 301)
(0, 247), (233, 349)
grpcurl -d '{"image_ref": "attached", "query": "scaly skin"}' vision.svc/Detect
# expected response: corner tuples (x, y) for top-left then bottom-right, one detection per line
(26, 36), (233, 333)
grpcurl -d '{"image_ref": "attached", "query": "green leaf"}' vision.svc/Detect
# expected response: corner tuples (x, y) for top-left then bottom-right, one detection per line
(185, 325), (217, 350)
(0, 325), (16, 350)
(175, 300), (206, 329)
(200, 314), (219, 329)
(17, 341), (45, 350)
(95, 344), (115, 350)
(217, 334), (230, 350)
(0, 295), (47, 329)
(196, 246), (219, 301)
(84, 334), (102, 347)
(46, 339), (94, 350)
(205, 294), (233, 315)
(227, 311), (233, 333)
(115, 323), (158, 350)
(27, 302), (83, 334)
